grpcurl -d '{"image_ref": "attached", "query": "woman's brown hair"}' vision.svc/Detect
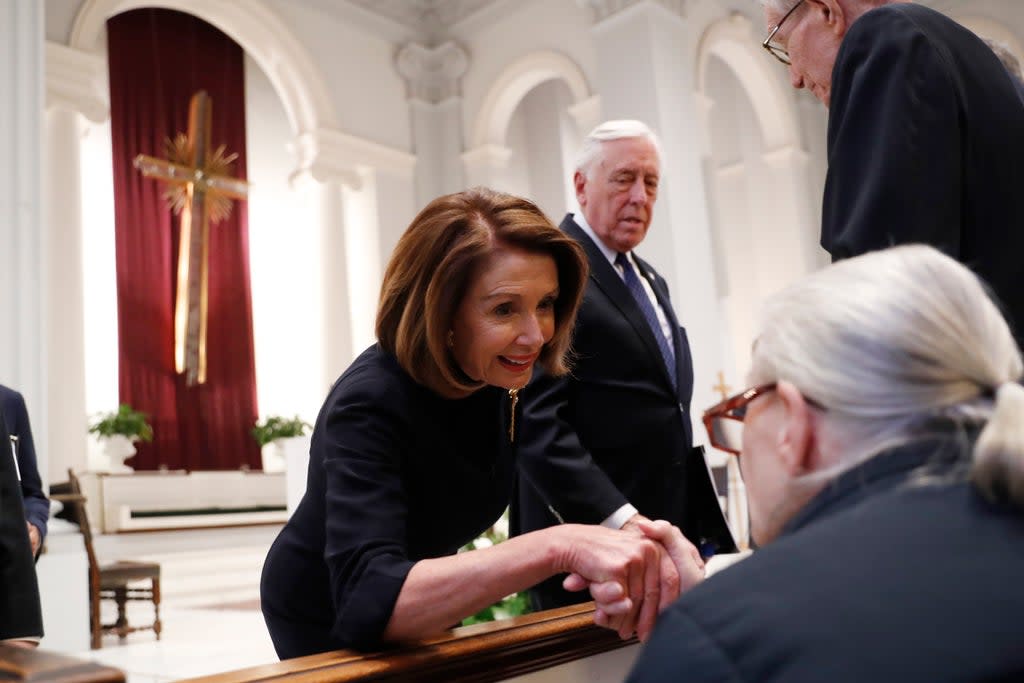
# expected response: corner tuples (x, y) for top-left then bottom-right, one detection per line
(376, 187), (588, 398)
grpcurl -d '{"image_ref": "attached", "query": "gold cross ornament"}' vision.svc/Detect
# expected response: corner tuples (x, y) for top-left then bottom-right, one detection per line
(134, 90), (249, 386)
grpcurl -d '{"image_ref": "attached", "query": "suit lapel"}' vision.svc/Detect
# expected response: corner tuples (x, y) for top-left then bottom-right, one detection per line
(562, 216), (677, 395)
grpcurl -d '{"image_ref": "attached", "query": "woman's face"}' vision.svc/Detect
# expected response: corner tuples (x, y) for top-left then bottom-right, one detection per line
(451, 245), (559, 391)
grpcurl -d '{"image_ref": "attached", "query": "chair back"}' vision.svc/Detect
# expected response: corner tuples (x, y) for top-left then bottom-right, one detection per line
(58, 469), (100, 582)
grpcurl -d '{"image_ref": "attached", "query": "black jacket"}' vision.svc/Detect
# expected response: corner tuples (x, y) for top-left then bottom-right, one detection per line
(627, 435), (1024, 682)
(823, 4), (1024, 346)
(513, 215), (733, 609)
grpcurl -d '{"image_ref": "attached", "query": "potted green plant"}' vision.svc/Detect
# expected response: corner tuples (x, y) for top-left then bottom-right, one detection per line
(253, 415), (311, 472)
(87, 404), (154, 473)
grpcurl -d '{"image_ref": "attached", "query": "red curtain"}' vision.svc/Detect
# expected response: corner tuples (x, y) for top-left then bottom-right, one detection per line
(107, 9), (261, 471)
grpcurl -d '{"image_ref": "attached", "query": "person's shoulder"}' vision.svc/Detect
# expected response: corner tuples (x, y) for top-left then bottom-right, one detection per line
(325, 344), (422, 416)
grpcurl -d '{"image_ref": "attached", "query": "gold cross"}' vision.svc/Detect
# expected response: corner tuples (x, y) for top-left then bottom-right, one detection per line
(712, 371), (732, 400)
(134, 91), (249, 386)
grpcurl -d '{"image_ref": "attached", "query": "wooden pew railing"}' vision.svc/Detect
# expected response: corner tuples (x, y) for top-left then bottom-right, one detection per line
(0, 644), (124, 683)
(183, 603), (637, 683)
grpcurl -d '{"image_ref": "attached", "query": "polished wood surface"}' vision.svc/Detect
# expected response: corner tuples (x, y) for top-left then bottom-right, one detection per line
(0, 644), (124, 683)
(182, 603), (635, 683)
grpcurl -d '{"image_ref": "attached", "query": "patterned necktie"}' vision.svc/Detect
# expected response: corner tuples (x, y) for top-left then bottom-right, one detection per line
(615, 252), (676, 389)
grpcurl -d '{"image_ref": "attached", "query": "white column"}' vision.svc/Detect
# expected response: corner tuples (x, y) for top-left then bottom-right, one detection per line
(317, 179), (354, 386)
(0, 2), (46, 475)
(461, 144), (513, 189)
(44, 108), (89, 480)
(583, 0), (726, 430)
(44, 42), (109, 481)
(292, 128), (417, 384)
(396, 42), (469, 207)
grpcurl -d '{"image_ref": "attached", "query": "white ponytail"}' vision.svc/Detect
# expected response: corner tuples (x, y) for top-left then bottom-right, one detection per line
(972, 382), (1024, 505)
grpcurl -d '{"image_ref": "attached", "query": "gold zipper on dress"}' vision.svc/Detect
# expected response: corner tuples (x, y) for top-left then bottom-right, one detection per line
(508, 388), (519, 443)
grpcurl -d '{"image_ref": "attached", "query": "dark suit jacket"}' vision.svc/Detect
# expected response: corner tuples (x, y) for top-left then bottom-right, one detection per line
(824, 4), (1024, 346)
(627, 435), (1024, 683)
(0, 386), (48, 544)
(0, 410), (44, 640)
(514, 215), (734, 609)
(261, 345), (516, 658)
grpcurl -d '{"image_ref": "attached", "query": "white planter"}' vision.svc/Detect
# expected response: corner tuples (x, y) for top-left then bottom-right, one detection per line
(89, 434), (138, 473)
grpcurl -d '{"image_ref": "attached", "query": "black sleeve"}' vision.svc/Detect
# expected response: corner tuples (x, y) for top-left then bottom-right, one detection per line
(516, 366), (629, 525)
(10, 391), (49, 542)
(319, 368), (417, 649)
(822, 8), (961, 260)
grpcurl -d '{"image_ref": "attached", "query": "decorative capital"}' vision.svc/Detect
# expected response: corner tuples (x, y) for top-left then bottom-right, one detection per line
(577, 0), (688, 25)
(396, 41), (469, 104)
(290, 128), (416, 189)
(45, 42), (108, 123)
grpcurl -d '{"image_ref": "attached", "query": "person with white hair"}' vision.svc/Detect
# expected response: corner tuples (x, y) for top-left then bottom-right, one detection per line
(626, 244), (1024, 682)
(514, 120), (734, 626)
(758, 0), (1024, 348)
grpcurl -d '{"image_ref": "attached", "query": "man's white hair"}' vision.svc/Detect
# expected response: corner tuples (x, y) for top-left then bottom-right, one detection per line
(574, 119), (662, 178)
(750, 244), (1024, 505)
(759, 0), (802, 14)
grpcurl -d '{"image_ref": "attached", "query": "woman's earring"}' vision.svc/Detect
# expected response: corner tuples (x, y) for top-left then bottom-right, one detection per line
(447, 330), (455, 349)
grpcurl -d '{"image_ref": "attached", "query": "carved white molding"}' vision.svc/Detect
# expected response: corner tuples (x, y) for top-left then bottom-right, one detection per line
(396, 41), (469, 104)
(695, 12), (801, 152)
(566, 94), (602, 136)
(461, 144), (512, 174)
(69, 0), (339, 144)
(761, 143), (810, 169)
(578, 0), (688, 25)
(472, 50), (592, 149)
(45, 42), (108, 123)
(348, 0), (497, 35)
(291, 128), (417, 189)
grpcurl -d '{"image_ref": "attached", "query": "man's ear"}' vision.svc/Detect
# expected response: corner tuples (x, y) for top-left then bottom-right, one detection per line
(813, 0), (848, 37)
(774, 380), (818, 476)
(573, 170), (587, 206)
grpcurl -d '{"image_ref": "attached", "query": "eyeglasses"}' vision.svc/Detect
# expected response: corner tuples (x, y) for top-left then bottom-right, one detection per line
(703, 384), (777, 456)
(762, 0), (805, 65)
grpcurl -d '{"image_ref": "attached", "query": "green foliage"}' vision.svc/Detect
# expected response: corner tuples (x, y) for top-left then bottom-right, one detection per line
(88, 404), (154, 442)
(459, 509), (532, 626)
(252, 415), (311, 447)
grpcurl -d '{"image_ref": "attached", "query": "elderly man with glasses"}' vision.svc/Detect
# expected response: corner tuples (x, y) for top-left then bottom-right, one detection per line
(759, 0), (1024, 348)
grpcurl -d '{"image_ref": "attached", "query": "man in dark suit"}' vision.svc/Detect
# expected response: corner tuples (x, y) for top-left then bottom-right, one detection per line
(0, 385), (49, 558)
(760, 0), (1024, 345)
(514, 120), (735, 611)
(0, 407), (44, 644)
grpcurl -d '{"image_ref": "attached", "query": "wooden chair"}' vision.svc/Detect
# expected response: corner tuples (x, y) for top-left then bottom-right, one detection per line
(52, 469), (162, 649)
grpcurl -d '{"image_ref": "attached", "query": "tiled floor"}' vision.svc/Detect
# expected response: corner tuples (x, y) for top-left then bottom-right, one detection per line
(67, 525), (284, 682)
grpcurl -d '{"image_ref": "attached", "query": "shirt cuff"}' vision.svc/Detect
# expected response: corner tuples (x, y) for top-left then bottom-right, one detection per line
(601, 504), (638, 529)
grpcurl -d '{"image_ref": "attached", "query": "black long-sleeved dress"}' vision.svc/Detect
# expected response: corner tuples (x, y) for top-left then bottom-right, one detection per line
(261, 345), (516, 659)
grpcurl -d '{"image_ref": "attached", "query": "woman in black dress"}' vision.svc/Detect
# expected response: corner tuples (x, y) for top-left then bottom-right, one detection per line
(262, 188), (698, 659)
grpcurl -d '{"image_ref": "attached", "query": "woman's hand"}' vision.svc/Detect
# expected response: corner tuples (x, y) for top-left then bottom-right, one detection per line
(562, 517), (704, 641)
(555, 524), (668, 642)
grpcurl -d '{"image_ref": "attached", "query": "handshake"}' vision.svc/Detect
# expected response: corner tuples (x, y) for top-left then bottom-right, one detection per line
(556, 514), (706, 642)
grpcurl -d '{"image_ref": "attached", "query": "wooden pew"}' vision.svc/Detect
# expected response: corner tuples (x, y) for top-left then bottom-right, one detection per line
(0, 644), (124, 683)
(182, 603), (638, 683)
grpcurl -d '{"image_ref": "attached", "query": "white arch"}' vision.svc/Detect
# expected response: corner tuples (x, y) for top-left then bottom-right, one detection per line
(696, 13), (800, 152)
(472, 50), (591, 149)
(69, 0), (339, 137)
(953, 14), (1024, 62)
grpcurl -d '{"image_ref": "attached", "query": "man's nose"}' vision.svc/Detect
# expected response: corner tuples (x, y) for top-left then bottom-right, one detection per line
(628, 178), (647, 203)
(789, 64), (804, 89)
